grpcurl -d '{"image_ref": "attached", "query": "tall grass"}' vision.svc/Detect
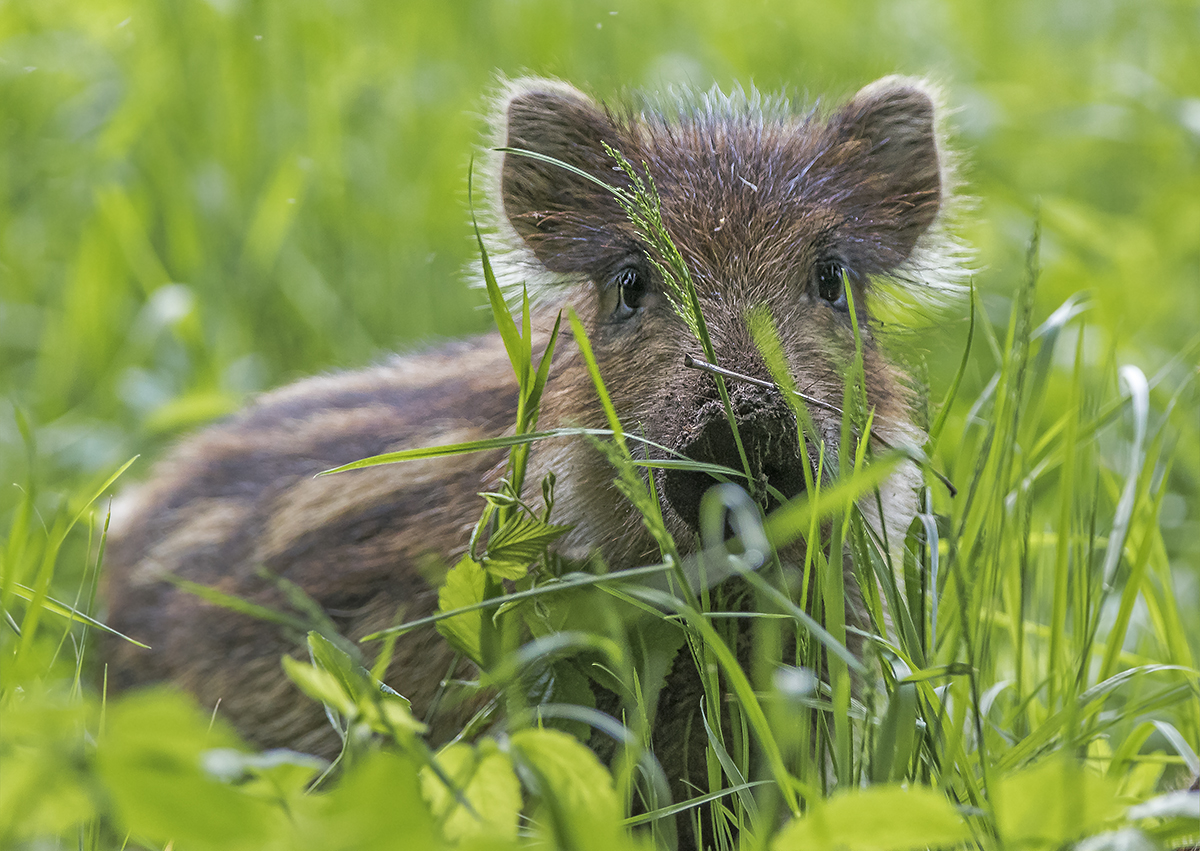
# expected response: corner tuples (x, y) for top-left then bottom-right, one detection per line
(3, 210), (1198, 850)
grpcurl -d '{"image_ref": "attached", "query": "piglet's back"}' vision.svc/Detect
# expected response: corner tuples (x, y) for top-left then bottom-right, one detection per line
(101, 334), (517, 753)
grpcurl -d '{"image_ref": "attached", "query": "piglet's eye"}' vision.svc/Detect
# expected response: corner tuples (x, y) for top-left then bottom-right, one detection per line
(815, 260), (849, 310)
(614, 266), (646, 318)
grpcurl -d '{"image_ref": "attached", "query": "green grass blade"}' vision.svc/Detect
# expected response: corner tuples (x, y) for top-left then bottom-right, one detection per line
(7, 582), (148, 648)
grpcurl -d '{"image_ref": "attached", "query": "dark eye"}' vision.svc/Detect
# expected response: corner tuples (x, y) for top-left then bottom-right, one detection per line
(815, 260), (849, 310)
(614, 266), (646, 318)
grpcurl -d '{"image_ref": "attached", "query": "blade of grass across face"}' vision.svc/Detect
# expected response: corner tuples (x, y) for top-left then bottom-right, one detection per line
(503, 145), (757, 503)
(745, 305), (819, 497)
(567, 309), (628, 454)
(526, 310), (562, 417)
(763, 452), (905, 548)
(695, 483), (866, 675)
(566, 306), (688, 576)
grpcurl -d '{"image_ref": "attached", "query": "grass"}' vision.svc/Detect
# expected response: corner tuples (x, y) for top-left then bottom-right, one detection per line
(2, 215), (1197, 849)
(2, 0), (1199, 848)
(6, 166), (1200, 851)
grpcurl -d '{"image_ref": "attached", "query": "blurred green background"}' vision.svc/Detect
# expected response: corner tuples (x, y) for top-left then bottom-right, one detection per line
(1, 0), (1197, 592)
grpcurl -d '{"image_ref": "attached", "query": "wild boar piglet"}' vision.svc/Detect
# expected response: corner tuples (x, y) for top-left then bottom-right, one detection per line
(103, 74), (965, 814)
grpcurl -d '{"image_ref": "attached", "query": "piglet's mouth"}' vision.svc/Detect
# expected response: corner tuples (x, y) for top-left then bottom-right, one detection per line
(660, 392), (809, 533)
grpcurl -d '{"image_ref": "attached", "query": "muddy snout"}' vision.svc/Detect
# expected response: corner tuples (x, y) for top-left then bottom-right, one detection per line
(661, 387), (809, 531)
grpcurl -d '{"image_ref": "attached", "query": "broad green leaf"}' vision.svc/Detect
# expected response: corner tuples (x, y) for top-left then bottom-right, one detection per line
(95, 689), (279, 851)
(420, 740), (521, 843)
(481, 559), (534, 581)
(509, 728), (630, 851)
(0, 697), (95, 840)
(201, 748), (327, 813)
(437, 556), (487, 663)
(992, 757), (1125, 847)
(308, 631), (366, 694)
(305, 631), (394, 710)
(282, 655), (358, 719)
(523, 658), (597, 741)
(294, 750), (441, 850)
(773, 784), (972, 851)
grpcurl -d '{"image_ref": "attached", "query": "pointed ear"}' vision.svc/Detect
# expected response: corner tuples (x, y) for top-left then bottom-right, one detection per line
(498, 80), (629, 272)
(832, 77), (946, 263)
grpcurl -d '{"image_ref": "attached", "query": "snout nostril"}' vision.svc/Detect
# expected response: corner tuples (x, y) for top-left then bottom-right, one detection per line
(761, 461), (807, 510)
(661, 397), (810, 532)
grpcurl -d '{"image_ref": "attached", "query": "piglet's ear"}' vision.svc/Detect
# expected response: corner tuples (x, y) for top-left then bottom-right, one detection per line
(833, 77), (945, 264)
(499, 80), (629, 272)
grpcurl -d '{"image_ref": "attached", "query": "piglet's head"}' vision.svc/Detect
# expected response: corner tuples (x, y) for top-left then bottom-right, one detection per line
(490, 76), (961, 541)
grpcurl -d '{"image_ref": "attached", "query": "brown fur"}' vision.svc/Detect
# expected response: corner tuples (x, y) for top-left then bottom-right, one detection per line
(102, 75), (962, 840)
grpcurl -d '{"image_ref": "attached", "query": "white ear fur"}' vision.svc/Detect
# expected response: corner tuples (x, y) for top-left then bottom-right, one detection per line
(850, 76), (971, 299)
(477, 77), (610, 307)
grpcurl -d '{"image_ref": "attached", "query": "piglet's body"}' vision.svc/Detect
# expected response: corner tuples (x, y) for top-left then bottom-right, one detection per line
(103, 75), (963, 828)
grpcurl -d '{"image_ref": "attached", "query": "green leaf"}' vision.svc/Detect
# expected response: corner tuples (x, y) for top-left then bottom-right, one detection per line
(526, 310), (563, 417)
(764, 452), (905, 547)
(306, 632), (372, 706)
(296, 750), (441, 850)
(484, 513), (572, 570)
(95, 689), (278, 851)
(420, 740), (521, 843)
(509, 728), (631, 851)
(872, 671), (919, 784)
(524, 658), (597, 741)
(927, 280), (976, 449)
(992, 757), (1125, 847)
(0, 696), (96, 840)
(437, 556), (487, 663)
(282, 633), (424, 742)
(365, 563), (674, 641)
(620, 584), (800, 815)
(470, 176), (528, 383)
(166, 573), (310, 632)
(318, 427), (614, 474)
(201, 748), (327, 813)
(282, 655), (358, 718)
(480, 559), (533, 581)
(773, 784), (972, 851)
